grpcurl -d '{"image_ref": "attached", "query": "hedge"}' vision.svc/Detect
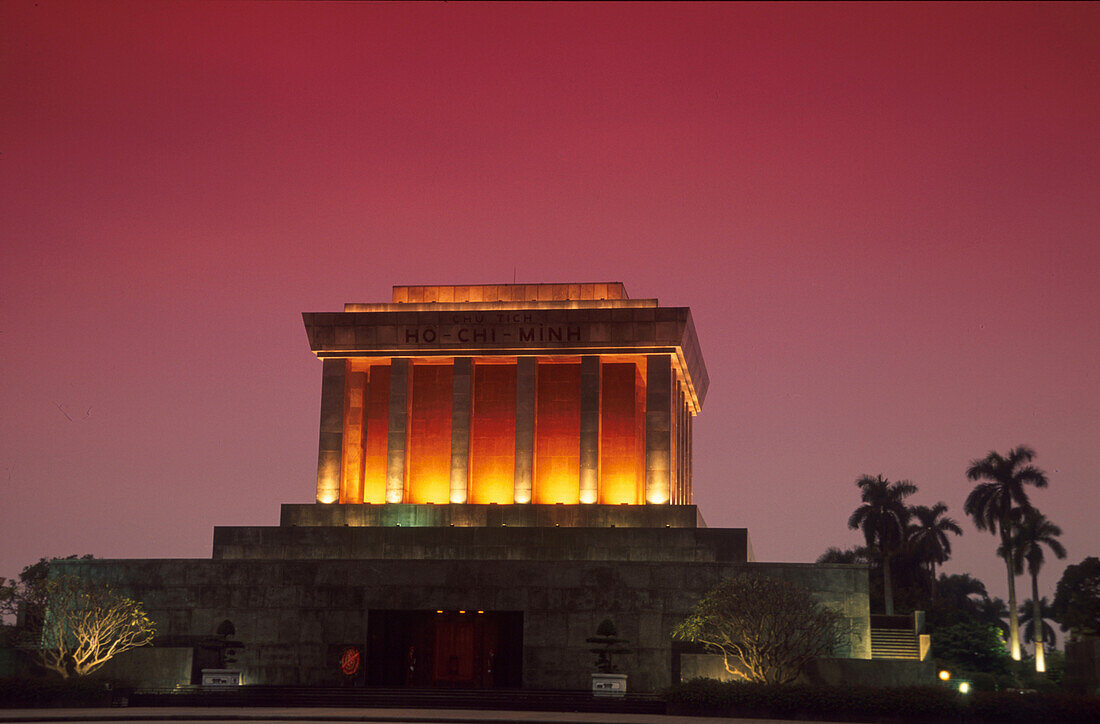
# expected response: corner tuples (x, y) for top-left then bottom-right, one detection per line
(0, 678), (123, 708)
(667, 678), (1100, 722)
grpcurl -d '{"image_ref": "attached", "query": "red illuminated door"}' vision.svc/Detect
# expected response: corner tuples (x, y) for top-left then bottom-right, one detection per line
(433, 615), (476, 685)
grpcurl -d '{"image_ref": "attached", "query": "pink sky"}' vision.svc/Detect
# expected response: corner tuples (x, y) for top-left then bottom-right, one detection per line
(2, 2), (1097, 615)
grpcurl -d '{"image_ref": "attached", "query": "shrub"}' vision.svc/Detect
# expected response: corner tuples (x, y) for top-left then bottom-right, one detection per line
(666, 678), (1100, 722)
(0, 677), (117, 708)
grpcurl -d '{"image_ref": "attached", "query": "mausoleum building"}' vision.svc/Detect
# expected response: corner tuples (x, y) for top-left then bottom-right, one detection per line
(61, 283), (887, 692)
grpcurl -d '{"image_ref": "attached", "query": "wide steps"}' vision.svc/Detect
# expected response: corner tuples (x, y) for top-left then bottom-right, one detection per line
(871, 628), (921, 660)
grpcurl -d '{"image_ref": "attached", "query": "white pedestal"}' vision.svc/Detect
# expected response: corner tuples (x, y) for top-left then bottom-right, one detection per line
(591, 672), (627, 697)
(201, 669), (241, 686)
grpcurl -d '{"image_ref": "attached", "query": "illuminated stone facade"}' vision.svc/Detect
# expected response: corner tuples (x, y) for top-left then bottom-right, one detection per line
(57, 283), (895, 693)
(304, 283), (706, 508)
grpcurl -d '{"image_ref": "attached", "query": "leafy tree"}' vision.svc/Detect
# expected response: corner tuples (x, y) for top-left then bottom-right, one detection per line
(815, 546), (871, 565)
(847, 474), (917, 615)
(975, 595), (1010, 636)
(931, 619), (1010, 675)
(906, 502), (962, 595)
(964, 445), (1048, 660)
(1006, 509), (1065, 672)
(672, 574), (847, 685)
(1, 556), (94, 633)
(1051, 556), (1100, 640)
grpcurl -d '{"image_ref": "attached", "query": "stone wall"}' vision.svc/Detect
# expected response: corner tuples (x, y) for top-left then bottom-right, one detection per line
(213, 524), (751, 563)
(88, 647), (194, 687)
(56, 557), (868, 692)
(680, 654), (933, 687)
(280, 502), (705, 528)
(1065, 637), (1100, 694)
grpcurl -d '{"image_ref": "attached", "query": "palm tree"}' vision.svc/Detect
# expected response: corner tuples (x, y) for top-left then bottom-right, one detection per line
(1009, 510), (1066, 672)
(931, 573), (990, 627)
(907, 502), (963, 595)
(964, 445), (1048, 660)
(848, 474), (917, 615)
(937, 572), (989, 605)
(1019, 596), (1057, 653)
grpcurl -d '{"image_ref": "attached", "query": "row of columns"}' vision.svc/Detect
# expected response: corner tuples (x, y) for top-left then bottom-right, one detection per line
(315, 354), (691, 506)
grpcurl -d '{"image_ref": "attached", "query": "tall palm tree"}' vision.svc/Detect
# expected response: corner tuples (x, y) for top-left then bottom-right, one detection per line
(964, 445), (1049, 660)
(907, 502), (963, 595)
(848, 474), (917, 615)
(1009, 510), (1066, 672)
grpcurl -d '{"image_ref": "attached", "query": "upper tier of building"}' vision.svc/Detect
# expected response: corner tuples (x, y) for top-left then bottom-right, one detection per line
(303, 282), (708, 409)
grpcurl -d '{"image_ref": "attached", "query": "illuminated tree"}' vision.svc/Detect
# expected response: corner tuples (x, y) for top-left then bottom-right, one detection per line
(15, 573), (155, 678)
(964, 445), (1048, 660)
(847, 474), (917, 615)
(672, 574), (847, 685)
(1019, 597), (1057, 649)
(1005, 509), (1065, 672)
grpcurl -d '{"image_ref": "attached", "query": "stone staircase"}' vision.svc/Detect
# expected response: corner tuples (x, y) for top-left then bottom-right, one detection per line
(870, 613), (928, 661)
(870, 627), (921, 659)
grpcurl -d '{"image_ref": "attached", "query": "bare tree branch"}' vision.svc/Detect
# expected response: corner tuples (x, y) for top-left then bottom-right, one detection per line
(13, 573), (155, 678)
(673, 574), (848, 685)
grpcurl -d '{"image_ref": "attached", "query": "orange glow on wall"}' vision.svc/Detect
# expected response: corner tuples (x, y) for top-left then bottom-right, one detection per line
(406, 363), (453, 503)
(599, 362), (644, 504)
(360, 364), (390, 504)
(469, 364), (516, 504)
(534, 362), (580, 504)
(340, 368), (367, 503)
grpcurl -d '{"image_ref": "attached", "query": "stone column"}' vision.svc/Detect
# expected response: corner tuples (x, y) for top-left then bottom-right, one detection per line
(450, 357), (472, 503)
(513, 357), (536, 504)
(315, 358), (346, 504)
(682, 404), (690, 501)
(341, 368), (368, 504)
(579, 355), (600, 504)
(386, 358), (410, 503)
(645, 354), (672, 505)
(675, 384), (685, 504)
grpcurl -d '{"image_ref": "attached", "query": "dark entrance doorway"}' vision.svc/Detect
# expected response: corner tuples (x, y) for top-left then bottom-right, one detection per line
(367, 610), (522, 688)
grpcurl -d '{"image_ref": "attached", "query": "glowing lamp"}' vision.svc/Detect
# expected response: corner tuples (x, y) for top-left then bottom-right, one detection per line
(938, 670), (951, 681)
(957, 681), (971, 694)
